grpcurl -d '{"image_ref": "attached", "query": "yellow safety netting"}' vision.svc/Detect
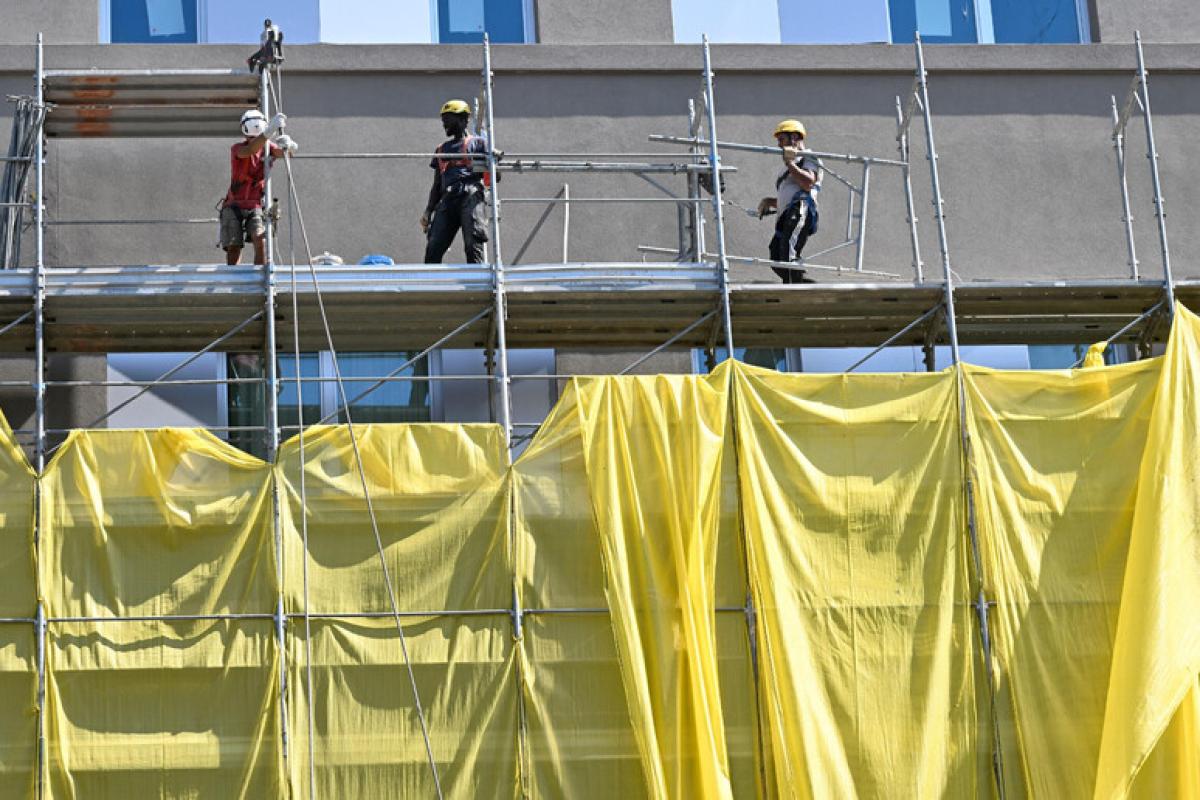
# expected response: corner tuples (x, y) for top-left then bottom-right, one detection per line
(573, 371), (733, 800)
(1093, 304), (1200, 799)
(39, 429), (280, 798)
(0, 410), (34, 799)
(277, 424), (517, 799)
(0, 310), (1198, 798)
(733, 364), (987, 797)
(513, 380), (649, 799)
(966, 358), (1161, 796)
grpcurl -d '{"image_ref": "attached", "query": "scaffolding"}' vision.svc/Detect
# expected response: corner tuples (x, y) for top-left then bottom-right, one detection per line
(0, 29), (1186, 798)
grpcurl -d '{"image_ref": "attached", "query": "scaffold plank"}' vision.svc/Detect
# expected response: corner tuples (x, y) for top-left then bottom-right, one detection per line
(0, 265), (1184, 353)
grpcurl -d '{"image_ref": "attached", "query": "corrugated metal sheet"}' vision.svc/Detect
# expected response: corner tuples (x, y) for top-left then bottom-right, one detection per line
(43, 70), (258, 139)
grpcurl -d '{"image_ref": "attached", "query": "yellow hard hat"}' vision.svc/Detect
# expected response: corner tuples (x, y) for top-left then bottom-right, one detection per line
(440, 99), (471, 116)
(773, 119), (806, 138)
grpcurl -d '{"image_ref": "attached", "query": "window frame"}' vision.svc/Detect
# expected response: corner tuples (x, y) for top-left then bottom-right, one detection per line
(101, 0), (202, 44)
(429, 0), (537, 44)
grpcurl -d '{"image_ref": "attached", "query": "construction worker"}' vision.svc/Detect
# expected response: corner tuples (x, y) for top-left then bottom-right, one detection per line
(757, 119), (822, 284)
(220, 109), (296, 266)
(421, 99), (495, 264)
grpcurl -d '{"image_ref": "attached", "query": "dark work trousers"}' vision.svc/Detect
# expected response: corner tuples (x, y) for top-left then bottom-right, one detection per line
(424, 182), (489, 264)
(769, 194), (819, 284)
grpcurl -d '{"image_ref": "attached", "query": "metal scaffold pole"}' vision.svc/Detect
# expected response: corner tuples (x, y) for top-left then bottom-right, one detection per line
(482, 37), (514, 452)
(1134, 31), (1175, 316)
(481, 35), (530, 794)
(700, 36), (735, 357)
(1110, 95), (1139, 280)
(914, 33), (1007, 797)
(895, 95), (924, 282)
(32, 32), (48, 800)
(33, 35), (46, 472)
(259, 64), (291, 778)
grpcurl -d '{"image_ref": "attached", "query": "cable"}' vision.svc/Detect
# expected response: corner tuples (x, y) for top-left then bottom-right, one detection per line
(274, 68), (320, 800)
(269, 69), (444, 800)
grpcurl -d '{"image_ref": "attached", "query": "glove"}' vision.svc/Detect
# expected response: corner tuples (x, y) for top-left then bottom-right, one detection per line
(493, 149), (505, 162)
(756, 197), (776, 219)
(273, 134), (298, 154)
(781, 145), (801, 164)
(420, 213), (431, 234)
(267, 113), (287, 136)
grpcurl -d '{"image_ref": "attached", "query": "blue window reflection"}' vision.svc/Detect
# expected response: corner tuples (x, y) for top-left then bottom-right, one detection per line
(991, 0), (1083, 43)
(111, 0), (199, 43)
(437, 0), (527, 44)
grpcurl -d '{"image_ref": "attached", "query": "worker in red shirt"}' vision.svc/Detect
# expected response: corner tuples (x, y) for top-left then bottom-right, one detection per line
(219, 109), (296, 265)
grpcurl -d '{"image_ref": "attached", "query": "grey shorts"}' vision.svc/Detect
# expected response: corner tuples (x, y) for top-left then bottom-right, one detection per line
(219, 205), (265, 249)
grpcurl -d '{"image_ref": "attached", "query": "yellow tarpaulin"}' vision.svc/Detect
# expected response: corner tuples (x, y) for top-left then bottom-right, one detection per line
(0, 411), (35, 799)
(965, 359), (1161, 797)
(1094, 304), (1200, 799)
(40, 429), (280, 799)
(513, 380), (649, 799)
(573, 371), (734, 800)
(277, 424), (517, 800)
(0, 310), (1198, 797)
(733, 364), (987, 797)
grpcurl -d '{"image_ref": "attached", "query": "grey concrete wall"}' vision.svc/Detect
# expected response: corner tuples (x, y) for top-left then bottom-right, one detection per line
(1093, 0), (1200, 43)
(535, 0), (674, 44)
(0, 0), (98, 45)
(0, 354), (106, 461)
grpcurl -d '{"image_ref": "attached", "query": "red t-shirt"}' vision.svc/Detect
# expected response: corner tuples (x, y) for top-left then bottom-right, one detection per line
(224, 141), (282, 210)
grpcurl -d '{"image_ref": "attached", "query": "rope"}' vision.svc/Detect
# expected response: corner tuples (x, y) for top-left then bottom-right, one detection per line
(278, 92), (320, 800)
(269, 70), (445, 800)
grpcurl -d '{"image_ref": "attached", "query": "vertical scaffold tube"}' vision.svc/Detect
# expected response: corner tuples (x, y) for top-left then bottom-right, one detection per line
(482, 36), (514, 453)
(687, 99), (707, 262)
(1134, 31), (1175, 315)
(855, 162), (872, 273)
(896, 96), (924, 282)
(259, 65), (290, 775)
(914, 35), (959, 361)
(33, 34), (48, 800)
(483, 34), (530, 794)
(915, 33), (1007, 797)
(1110, 96), (1139, 280)
(700, 36), (736, 357)
(33, 32), (45, 474)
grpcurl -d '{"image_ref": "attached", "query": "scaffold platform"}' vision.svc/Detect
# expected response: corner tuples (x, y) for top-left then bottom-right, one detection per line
(0, 265), (1181, 353)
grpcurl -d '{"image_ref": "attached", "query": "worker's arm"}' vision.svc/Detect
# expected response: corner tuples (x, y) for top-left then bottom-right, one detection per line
(234, 134), (269, 159)
(421, 171), (441, 232)
(781, 146), (818, 191)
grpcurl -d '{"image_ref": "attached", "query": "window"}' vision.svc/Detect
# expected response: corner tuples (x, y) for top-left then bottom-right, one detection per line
(672, 0), (781, 44)
(225, 351), (432, 457)
(435, 0), (531, 44)
(694, 348), (796, 373)
(108, 0), (199, 43)
(889, 0), (980, 44)
(988, 0), (1087, 43)
(779, 0), (890, 45)
(675, 0), (1088, 44)
(103, 0), (536, 45)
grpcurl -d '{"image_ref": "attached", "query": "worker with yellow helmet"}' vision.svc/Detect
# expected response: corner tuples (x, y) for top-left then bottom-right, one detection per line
(421, 99), (496, 263)
(756, 119), (822, 283)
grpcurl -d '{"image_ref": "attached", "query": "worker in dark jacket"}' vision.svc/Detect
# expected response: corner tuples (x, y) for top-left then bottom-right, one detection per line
(757, 119), (822, 283)
(420, 100), (495, 264)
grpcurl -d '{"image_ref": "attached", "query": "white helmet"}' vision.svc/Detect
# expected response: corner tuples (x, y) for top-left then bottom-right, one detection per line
(240, 109), (267, 137)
